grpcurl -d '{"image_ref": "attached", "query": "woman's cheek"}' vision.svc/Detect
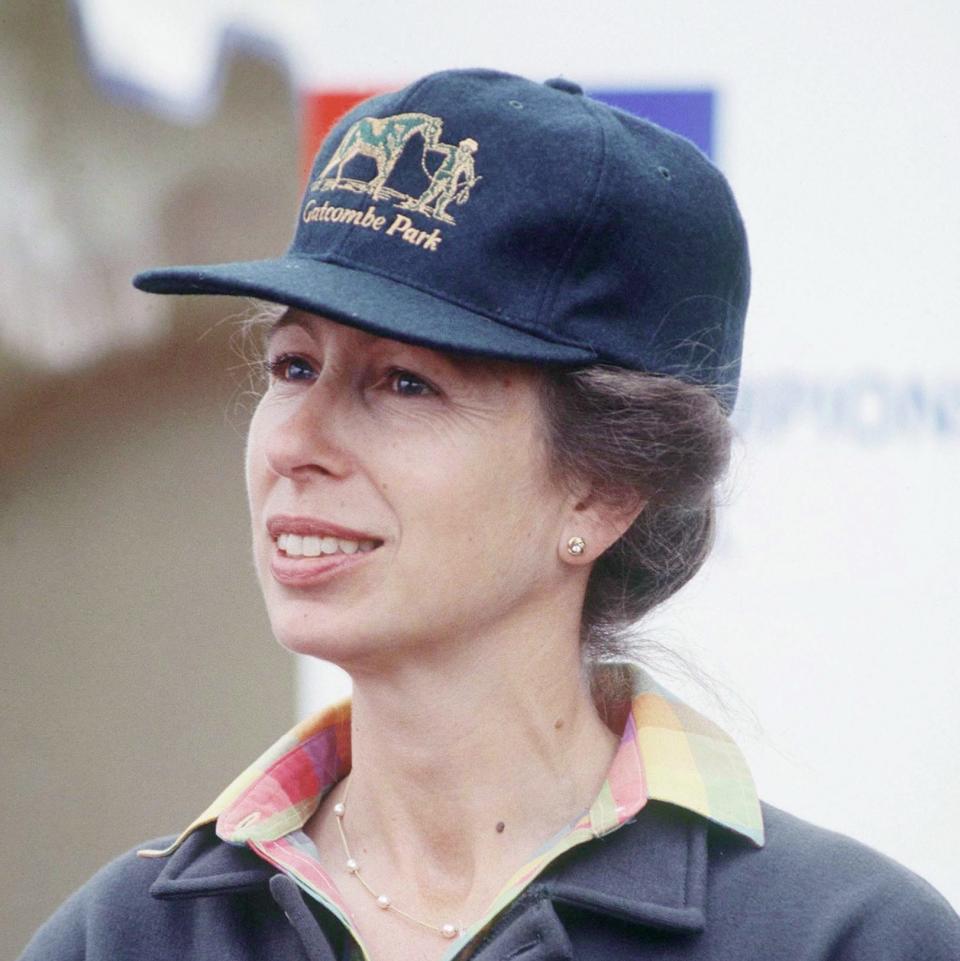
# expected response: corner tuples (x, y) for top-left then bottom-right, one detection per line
(244, 402), (280, 513)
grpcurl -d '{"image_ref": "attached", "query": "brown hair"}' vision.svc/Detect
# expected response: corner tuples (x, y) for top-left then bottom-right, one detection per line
(538, 366), (735, 664)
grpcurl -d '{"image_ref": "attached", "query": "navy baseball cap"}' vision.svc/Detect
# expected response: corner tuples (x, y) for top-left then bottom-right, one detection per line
(134, 68), (749, 411)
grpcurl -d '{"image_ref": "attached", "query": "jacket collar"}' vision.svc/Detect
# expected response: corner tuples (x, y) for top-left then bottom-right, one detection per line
(538, 799), (710, 932)
(148, 824), (274, 899)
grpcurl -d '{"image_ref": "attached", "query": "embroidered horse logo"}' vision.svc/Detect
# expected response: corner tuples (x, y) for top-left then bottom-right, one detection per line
(310, 112), (480, 226)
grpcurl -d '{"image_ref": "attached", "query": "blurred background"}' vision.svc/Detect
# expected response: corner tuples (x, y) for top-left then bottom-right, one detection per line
(3, 0), (958, 953)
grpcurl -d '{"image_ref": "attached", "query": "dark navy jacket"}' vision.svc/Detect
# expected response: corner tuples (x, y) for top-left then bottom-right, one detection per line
(19, 799), (960, 960)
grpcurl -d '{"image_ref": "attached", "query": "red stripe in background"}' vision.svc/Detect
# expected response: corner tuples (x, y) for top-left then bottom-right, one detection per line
(300, 89), (384, 184)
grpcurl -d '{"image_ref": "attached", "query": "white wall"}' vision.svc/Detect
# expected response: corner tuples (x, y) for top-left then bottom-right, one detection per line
(77, 0), (960, 907)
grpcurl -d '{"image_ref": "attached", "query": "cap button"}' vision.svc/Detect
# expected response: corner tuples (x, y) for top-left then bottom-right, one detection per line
(544, 77), (583, 95)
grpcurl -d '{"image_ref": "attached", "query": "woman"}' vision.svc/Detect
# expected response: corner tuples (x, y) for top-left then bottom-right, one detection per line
(20, 68), (959, 961)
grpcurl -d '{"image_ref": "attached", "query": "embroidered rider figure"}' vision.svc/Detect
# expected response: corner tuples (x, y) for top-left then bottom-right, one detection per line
(407, 138), (480, 225)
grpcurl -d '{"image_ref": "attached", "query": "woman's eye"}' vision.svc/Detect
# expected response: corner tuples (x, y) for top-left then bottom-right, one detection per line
(388, 369), (436, 397)
(266, 354), (316, 382)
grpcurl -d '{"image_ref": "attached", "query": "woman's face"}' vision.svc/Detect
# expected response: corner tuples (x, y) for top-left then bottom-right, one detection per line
(245, 310), (579, 670)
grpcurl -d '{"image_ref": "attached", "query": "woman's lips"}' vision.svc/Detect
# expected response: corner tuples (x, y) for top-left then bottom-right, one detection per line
(266, 514), (379, 542)
(269, 542), (378, 587)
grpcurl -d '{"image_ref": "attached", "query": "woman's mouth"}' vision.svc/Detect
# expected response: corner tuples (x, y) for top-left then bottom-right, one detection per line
(265, 515), (384, 586)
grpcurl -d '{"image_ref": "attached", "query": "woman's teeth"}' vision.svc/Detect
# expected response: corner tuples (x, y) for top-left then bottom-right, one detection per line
(277, 533), (377, 557)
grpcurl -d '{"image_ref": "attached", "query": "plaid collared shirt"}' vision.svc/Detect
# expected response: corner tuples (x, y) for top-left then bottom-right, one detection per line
(141, 665), (763, 960)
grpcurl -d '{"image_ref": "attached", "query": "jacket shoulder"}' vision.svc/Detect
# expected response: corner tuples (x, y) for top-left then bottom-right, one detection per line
(708, 802), (960, 959)
(755, 801), (952, 899)
(19, 826), (286, 961)
(17, 837), (178, 961)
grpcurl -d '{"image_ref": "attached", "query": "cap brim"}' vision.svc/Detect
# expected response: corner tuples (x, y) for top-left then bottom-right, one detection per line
(133, 255), (596, 366)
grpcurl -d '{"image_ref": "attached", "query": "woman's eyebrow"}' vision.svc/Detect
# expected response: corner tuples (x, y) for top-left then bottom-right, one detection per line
(267, 312), (307, 339)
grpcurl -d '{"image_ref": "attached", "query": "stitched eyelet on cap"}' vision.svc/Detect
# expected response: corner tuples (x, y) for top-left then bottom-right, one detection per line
(508, 100), (524, 109)
(658, 166), (673, 180)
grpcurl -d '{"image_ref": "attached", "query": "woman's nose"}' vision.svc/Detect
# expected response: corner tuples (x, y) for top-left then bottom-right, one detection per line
(260, 381), (353, 482)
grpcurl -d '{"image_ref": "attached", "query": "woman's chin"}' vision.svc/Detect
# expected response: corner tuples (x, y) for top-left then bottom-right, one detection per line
(268, 613), (394, 668)
(270, 621), (355, 661)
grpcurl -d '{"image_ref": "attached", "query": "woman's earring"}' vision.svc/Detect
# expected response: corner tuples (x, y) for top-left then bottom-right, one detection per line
(566, 536), (586, 556)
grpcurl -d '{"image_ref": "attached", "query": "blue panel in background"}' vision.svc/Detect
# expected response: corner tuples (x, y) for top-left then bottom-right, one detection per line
(587, 89), (715, 160)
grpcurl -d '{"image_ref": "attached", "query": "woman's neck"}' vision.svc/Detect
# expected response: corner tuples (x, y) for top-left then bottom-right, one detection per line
(314, 614), (619, 913)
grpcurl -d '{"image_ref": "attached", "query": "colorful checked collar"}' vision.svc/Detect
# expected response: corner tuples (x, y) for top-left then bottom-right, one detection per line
(140, 663), (763, 956)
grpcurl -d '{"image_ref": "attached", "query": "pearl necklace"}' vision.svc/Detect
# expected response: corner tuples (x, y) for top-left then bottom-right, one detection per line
(333, 779), (464, 941)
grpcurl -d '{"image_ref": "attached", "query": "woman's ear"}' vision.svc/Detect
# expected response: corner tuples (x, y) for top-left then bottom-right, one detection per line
(559, 489), (647, 564)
